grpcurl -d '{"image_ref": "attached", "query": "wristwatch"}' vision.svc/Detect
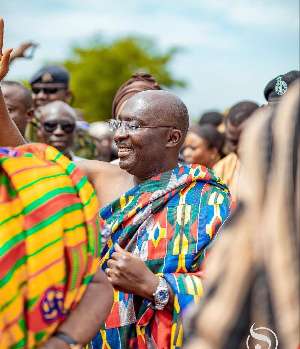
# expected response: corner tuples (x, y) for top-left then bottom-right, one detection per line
(152, 276), (169, 310)
(54, 331), (82, 349)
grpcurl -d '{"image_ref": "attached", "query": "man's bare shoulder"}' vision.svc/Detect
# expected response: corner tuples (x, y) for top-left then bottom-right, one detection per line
(76, 160), (134, 208)
(77, 159), (128, 178)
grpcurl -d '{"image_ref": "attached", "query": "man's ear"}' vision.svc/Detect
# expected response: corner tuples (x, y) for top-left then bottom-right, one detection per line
(26, 108), (34, 121)
(65, 90), (73, 104)
(166, 128), (183, 148)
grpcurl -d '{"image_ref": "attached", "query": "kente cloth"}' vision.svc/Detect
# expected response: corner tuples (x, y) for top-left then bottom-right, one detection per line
(90, 164), (230, 349)
(0, 143), (100, 349)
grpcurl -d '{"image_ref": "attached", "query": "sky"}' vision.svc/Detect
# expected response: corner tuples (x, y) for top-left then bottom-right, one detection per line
(1, 0), (299, 118)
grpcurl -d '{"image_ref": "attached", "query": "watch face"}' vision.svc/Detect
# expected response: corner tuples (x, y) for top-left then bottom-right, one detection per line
(158, 289), (168, 302)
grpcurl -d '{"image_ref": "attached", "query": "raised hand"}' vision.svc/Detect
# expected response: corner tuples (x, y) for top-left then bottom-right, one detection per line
(10, 41), (38, 61)
(0, 18), (13, 81)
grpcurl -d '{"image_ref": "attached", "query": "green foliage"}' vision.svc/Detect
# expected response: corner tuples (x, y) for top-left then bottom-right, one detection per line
(62, 36), (186, 122)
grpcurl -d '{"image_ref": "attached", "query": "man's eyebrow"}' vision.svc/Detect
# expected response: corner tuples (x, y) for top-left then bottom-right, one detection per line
(117, 114), (139, 121)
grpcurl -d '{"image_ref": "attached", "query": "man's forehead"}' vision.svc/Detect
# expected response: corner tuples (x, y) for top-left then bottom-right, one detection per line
(41, 107), (75, 120)
(2, 85), (25, 102)
(32, 82), (67, 89)
(119, 98), (152, 121)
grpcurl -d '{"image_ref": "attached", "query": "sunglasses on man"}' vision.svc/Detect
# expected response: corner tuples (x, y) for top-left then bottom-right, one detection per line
(42, 121), (76, 134)
(32, 87), (67, 95)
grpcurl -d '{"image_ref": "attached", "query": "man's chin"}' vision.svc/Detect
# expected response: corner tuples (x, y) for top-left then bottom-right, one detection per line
(119, 158), (136, 174)
(50, 143), (68, 153)
(35, 100), (48, 107)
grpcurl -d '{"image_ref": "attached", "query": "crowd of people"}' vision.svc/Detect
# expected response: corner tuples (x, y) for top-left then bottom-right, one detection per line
(0, 17), (299, 349)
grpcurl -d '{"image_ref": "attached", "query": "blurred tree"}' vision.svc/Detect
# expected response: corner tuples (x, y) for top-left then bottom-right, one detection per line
(62, 36), (186, 122)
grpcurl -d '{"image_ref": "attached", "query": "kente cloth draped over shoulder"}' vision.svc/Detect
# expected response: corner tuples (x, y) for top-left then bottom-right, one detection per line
(90, 164), (230, 349)
(0, 143), (100, 349)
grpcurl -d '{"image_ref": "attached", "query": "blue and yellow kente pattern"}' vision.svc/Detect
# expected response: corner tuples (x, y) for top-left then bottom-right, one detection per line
(90, 164), (231, 349)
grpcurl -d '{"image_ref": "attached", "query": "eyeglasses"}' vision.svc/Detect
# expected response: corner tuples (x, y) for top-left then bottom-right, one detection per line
(108, 119), (173, 132)
(42, 121), (76, 134)
(32, 87), (66, 95)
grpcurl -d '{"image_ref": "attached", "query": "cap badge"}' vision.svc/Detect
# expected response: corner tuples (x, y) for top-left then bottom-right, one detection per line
(275, 76), (288, 96)
(41, 73), (54, 83)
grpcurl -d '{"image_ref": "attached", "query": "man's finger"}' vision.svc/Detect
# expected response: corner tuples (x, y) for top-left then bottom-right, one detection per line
(111, 252), (122, 260)
(114, 243), (131, 256)
(0, 18), (4, 56)
(0, 48), (13, 81)
(114, 243), (125, 253)
(107, 259), (118, 269)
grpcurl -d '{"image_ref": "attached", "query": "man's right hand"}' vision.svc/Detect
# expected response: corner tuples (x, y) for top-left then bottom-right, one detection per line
(0, 18), (13, 81)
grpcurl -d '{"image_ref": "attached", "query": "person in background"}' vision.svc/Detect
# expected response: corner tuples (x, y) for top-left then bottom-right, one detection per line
(73, 118), (96, 160)
(264, 70), (300, 105)
(1, 80), (34, 136)
(112, 72), (161, 118)
(182, 124), (224, 169)
(224, 101), (259, 155)
(36, 100), (82, 161)
(88, 121), (116, 162)
(29, 65), (72, 108)
(198, 110), (224, 132)
(184, 80), (300, 349)
(0, 142), (113, 349)
(214, 101), (259, 202)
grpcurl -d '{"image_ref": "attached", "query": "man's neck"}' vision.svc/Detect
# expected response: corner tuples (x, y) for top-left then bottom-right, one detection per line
(63, 150), (73, 160)
(133, 161), (178, 186)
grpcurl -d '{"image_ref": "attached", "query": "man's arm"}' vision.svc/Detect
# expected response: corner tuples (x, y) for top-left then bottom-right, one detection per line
(77, 160), (133, 209)
(0, 18), (26, 146)
(39, 268), (113, 349)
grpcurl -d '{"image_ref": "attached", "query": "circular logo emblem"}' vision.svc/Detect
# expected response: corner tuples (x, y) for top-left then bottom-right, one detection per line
(246, 323), (278, 349)
(40, 287), (66, 323)
(275, 76), (288, 96)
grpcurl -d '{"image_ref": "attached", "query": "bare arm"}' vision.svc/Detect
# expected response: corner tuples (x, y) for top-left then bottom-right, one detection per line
(39, 268), (113, 348)
(0, 18), (26, 146)
(77, 159), (133, 208)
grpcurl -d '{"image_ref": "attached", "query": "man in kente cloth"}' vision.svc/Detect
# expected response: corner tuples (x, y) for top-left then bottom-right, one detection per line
(80, 90), (231, 348)
(0, 22), (230, 346)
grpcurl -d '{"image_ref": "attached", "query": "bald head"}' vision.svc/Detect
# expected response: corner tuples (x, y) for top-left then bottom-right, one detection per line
(1, 81), (33, 109)
(37, 100), (77, 121)
(123, 90), (189, 141)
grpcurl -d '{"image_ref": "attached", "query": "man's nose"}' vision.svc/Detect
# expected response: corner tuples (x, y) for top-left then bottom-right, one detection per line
(114, 126), (129, 142)
(53, 125), (65, 135)
(37, 90), (48, 99)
